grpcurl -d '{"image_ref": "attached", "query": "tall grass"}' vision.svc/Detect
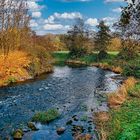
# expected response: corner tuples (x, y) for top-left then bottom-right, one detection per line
(108, 77), (137, 109)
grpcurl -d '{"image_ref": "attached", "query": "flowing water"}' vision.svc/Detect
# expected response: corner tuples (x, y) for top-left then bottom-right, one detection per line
(0, 66), (123, 140)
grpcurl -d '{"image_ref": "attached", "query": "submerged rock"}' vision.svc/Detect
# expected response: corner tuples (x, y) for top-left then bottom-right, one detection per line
(27, 122), (38, 131)
(56, 127), (66, 135)
(66, 120), (73, 125)
(13, 129), (23, 140)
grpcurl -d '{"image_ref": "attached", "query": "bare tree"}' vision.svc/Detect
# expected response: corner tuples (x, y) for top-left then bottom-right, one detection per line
(0, 0), (30, 56)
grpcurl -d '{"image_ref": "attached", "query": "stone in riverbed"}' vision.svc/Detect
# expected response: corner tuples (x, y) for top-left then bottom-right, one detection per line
(56, 127), (66, 135)
(75, 134), (92, 140)
(27, 122), (38, 131)
(66, 120), (73, 125)
(13, 129), (23, 140)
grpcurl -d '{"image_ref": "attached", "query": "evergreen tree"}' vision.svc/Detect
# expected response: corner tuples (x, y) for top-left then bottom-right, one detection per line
(66, 18), (91, 58)
(95, 20), (111, 59)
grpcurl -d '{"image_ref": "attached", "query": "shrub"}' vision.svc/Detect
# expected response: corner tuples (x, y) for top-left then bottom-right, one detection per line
(97, 51), (108, 60)
(32, 109), (59, 124)
(6, 76), (17, 84)
(123, 65), (140, 78)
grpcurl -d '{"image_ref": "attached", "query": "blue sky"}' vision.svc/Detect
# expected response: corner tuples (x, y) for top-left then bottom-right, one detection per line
(28, 0), (126, 35)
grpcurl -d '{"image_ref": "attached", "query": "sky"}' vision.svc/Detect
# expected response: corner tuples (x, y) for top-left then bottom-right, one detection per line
(28, 0), (126, 35)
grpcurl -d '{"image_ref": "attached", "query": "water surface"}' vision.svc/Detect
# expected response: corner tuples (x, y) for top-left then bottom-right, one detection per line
(0, 66), (122, 139)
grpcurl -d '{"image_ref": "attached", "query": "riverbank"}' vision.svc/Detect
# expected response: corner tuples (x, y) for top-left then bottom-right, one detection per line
(0, 50), (53, 87)
(52, 51), (140, 77)
(94, 80), (140, 140)
(53, 51), (140, 140)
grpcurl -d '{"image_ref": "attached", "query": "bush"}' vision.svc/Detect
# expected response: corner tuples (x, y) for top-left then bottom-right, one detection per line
(32, 109), (59, 124)
(25, 45), (53, 76)
(6, 76), (17, 84)
(123, 65), (140, 78)
(97, 51), (108, 60)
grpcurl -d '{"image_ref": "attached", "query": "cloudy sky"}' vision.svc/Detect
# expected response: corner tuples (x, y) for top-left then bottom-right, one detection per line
(28, 0), (126, 35)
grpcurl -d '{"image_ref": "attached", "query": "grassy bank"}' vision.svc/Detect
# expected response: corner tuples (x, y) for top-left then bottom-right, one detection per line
(52, 51), (118, 64)
(96, 81), (140, 140)
(52, 51), (140, 77)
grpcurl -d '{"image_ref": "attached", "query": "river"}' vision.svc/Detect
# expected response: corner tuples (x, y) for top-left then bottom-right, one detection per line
(0, 66), (122, 140)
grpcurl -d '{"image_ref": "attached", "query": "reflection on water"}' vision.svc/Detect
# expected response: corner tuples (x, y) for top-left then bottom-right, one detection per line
(0, 66), (122, 139)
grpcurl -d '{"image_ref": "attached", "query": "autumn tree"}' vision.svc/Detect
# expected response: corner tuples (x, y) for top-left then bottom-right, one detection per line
(66, 18), (92, 58)
(0, 0), (30, 56)
(95, 20), (111, 59)
(116, 0), (140, 59)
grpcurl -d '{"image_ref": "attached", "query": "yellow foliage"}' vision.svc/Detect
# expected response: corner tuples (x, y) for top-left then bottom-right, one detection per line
(0, 51), (31, 86)
(108, 38), (121, 51)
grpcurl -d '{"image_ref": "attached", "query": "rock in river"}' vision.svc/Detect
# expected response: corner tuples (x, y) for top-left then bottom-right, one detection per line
(56, 127), (66, 135)
(27, 122), (38, 131)
(13, 129), (23, 140)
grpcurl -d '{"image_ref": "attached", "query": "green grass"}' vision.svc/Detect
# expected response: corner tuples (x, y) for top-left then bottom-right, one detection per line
(52, 51), (118, 65)
(129, 82), (140, 98)
(107, 98), (140, 140)
(32, 109), (60, 124)
(52, 51), (140, 78)
(52, 51), (70, 65)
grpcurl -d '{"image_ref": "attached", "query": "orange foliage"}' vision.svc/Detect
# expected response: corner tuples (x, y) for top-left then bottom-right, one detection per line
(111, 66), (123, 74)
(123, 77), (137, 90)
(0, 51), (31, 86)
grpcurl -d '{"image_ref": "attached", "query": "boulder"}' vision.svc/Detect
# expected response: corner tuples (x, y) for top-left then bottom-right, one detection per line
(13, 129), (23, 140)
(56, 127), (66, 135)
(27, 122), (38, 131)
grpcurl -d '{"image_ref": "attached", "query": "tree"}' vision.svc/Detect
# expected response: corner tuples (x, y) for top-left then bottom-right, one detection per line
(66, 18), (92, 58)
(116, 0), (140, 59)
(0, 0), (30, 56)
(95, 20), (111, 59)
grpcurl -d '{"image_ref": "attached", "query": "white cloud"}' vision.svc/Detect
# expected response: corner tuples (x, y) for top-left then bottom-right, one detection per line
(54, 12), (82, 19)
(45, 16), (55, 24)
(85, 18), (98, 26)
(27, 1), (40, 11)
(43, 23), (70, 31)
(105, 0), (124, 2)
(32, 11), (42, 18)
(112, 7), (122, 13)
(45, 12), (82, 24)
(44, 24), (64, 30)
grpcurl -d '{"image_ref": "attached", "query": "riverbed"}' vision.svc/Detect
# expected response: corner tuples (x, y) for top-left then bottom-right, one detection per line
(0, 66), (122, 139)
